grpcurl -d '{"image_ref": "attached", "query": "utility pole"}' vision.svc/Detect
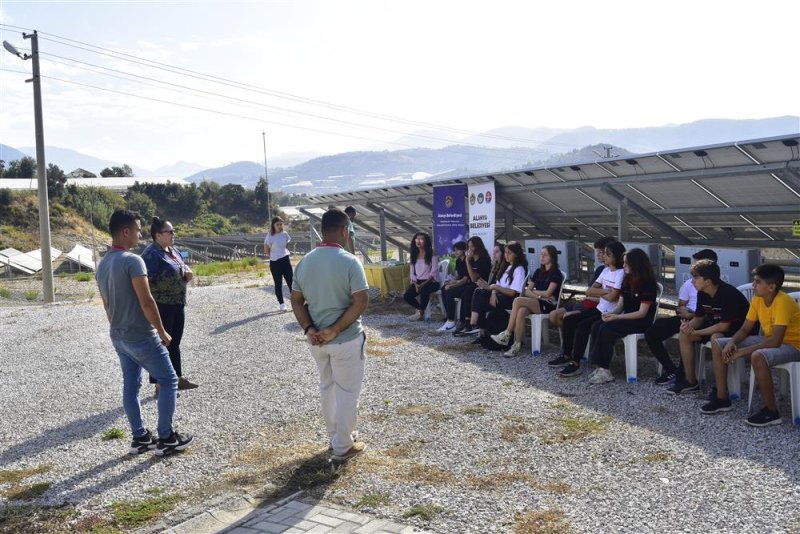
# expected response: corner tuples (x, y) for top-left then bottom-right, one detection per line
(262, 131), (271, 224)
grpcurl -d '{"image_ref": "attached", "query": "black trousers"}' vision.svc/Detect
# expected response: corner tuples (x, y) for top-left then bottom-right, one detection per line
(269, 255), (294, 304)
(403, 280), (441, 311)
(443, 283), (472, 321)
(470, 289), (515, 328)
(149, 302), (185, 383)
(561, 308), (601, 362)
(589, 318), (654, 369)
(644, 316), (681, 373)
(458, 284), (479, 321)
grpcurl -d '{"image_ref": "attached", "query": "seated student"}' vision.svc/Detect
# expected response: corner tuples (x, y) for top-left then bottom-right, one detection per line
(437, 241), (468, 332)
(584, 248), (659, 384)
(442, 237), (492, 333)
(548, 236), (616, 330)
(403, 232), (440, 321)
(461, 241), (527, 343)
(454, 241), (506, 336)
(701, 264), (800, 426)
(551, 241), (626, 377)
(667, 259), (750, 395)
(491, 245), (564, 357)
(645, 249), (719, 386)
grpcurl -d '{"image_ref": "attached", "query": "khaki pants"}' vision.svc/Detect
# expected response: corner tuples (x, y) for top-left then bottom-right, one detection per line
(310, 333), (367, 455)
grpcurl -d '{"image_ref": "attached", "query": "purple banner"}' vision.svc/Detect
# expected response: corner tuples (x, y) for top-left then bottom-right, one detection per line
(433, 184), (467, 256)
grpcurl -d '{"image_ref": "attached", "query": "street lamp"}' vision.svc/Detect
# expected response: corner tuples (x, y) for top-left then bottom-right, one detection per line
(3, 31), (55, 303)
(262, 131), (271, 224)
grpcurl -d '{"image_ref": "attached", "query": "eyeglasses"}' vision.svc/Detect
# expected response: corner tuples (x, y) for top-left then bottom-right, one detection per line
(159, 230), (175, 235)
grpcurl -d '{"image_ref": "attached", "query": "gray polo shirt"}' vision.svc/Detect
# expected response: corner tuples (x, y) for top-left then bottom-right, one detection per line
(96, 249), (157, 342)
(292, 246), (368, 344)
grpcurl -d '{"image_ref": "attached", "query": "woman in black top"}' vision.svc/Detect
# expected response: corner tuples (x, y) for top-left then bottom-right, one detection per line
(451, 237), (493, 334)
(586, 248), (659, 384)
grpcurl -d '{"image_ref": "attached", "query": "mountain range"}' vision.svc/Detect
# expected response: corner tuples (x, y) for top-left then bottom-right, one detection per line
(2, 116), (797, 195)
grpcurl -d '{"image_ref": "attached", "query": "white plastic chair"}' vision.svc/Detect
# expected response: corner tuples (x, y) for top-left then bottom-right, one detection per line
(424, 259), (451, 321)
(747, 291), (800, 425)
(620, 283), (664, 383)
(529, 271), (568, 356)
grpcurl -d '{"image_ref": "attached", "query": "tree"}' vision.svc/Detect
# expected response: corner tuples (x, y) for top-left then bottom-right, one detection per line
(3, 156), (37, 178)
(126, 190), (156, 223)
(99, 164), (134, 177)
(46, 163), (67, 199)
(254, 176), (269, 208)
(0, 160), (5, 177)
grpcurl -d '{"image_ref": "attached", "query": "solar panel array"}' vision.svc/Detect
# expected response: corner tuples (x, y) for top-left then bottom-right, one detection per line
(299, 134), (800, 255)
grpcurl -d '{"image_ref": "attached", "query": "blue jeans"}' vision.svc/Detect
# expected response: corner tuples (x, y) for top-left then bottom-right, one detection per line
(112, 334), (178, 439)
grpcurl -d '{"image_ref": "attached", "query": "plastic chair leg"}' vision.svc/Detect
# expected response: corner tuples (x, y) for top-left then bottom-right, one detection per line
(530, 317), (543, 356)
(790, 364), (800, 426)
(623, 335), (639, 383)
(727, 358), (745, 401)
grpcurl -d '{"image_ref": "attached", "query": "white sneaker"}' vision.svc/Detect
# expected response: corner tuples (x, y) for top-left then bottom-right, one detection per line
(503, 342), (522, 358)
(437, 320), (456, 332)
(586, 368), (599, 380)
(279, 303), (287, 312)
(490, 330), (512, 346)
(588, 368), (614, 384)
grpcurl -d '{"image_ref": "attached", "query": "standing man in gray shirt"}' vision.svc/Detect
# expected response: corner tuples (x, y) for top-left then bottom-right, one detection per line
(291, 209), (369, 462)
(96, 209), (193, 456)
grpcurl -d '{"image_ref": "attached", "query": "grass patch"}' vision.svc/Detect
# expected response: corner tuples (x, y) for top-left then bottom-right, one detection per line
(403, 464), (456, 485)
(0, 465), (52, 484)
(642, 452), (672, 463)
(502, 380), (514, 386)
(434, 342), (475, 353)
(356, 492), (391, 508)
(514, 509), (572, 533)
(396, 404), (432, 416)
(102, 428), (125, 441)
(192, 257), (263, 277)
(0, 504), (77, 533)
(111, 494), (181, 529)
(384, 443), (416, 458)
(403, 503), (446, 521)
(366, 334), (407, 357)
(500, 416), (534, 442)
(541, 416), (613, 444)
(6, 482), (51, 500)
(74, 272), (93, 282)
(0, 286), (11, 299)
(23, 289), (39, 301)
(463, 405), (487, 416)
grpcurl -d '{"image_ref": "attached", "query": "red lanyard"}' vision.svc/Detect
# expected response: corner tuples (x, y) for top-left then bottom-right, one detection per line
(318, 242), (343, 249)
(111, 245), (126, 251)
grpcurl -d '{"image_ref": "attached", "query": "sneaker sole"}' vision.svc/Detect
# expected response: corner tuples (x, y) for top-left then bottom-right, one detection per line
(666, 386), (699, 396)
(548, 361), (571, 368)
(129, 444), (156, 455)
(155, 439), (194, 456)
(745, 417), (783, 427)
(331, 444), (367, 462)
(700, 405), (733, 415)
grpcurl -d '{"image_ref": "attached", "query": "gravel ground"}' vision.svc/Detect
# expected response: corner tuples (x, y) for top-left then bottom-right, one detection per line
(1, 281), (799, 533)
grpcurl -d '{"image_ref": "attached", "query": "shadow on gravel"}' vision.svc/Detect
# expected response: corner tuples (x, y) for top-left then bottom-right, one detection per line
(211, 312), (282, 335)
(366, 313), (800, 485)
(46, 454), (155, 502)
(0, 406), (128, 466)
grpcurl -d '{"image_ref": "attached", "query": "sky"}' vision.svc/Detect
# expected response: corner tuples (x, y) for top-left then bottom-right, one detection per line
(1, 0), (799, 171)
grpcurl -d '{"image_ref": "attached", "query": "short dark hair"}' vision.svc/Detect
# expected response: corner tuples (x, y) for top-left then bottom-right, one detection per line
(109, 209), (141, 236)
(344, 206), (356, 216)
(453, 241), (467, 252)
(691, 259), (721, 285)
(692, 248), (718, 262)
(150, 216), (168, 240)
(593, 236), (616, 250)
(753, 264), (784, 291)
(604, 241), (625, 268)
(321, 208), (349, 235)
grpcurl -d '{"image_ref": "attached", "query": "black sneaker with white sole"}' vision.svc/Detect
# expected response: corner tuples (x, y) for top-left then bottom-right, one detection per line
(155, 431), (194, 456)
(548, 355), (572, 368)
(666, 377), (699, 395)
(129, 429), (156, 455)
(460, 325), (481, 335)
(654, 370), (677, 386)
(746, 407), (782, 427)
(559, 362), (582, 377)
(700, 397), (733, 414)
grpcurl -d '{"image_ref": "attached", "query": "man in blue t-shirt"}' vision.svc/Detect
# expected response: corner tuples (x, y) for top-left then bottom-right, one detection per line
(291, 208), (369, 463)
(96, 209), (192, 456)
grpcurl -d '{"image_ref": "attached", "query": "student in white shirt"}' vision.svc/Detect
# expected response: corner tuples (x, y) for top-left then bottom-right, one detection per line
(263, 216), (293, 312)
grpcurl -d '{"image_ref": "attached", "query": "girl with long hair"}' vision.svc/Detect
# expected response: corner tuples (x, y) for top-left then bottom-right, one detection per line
(263, 216), (293, 312)
(449, 236), (493, 334)
(585, 248), (658, 384)
(461, 241), (528, 342)
(403, 232), (441, 320)
(491, 245), (564, 357)
(553, 241), (626, 377)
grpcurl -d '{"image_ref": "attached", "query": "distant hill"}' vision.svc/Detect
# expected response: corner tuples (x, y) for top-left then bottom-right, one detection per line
(0, 144), (28, 163)
(17, 146), (153, 176)
(153, 161), (208, 178)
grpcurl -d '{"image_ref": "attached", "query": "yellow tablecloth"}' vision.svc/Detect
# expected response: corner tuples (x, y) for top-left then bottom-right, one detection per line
(363, 263), (410, 299)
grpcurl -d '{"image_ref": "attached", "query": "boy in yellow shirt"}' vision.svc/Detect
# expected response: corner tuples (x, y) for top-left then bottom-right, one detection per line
(701, 264), (800, 426)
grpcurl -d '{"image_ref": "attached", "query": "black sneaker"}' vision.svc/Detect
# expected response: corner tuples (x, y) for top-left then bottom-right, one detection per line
(129, 429), (156, 455)
(666, 377), (699, 395)
(746, 407), (782, 427)
(470, 335), (487, 345)
(705, 387), (718, 401)
(155, 431), (194, 456)
(453, 320), (467, 334)
(654, 370), (677, 386)
(559, 362), (582, 377)
(462, 325), (481, 335)
(700, 397), (733, 414)
(548, 355), (572, 368)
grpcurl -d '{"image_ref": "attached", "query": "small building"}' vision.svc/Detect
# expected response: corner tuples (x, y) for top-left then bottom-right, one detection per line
(69, 168), (97, 178)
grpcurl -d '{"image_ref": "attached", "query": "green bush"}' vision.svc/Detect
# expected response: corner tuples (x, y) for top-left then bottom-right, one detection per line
(24, 290), (38, 301)
(0, 188), (13, 207)
(74, 272), (93, 282)
(0, 286), (10, 299)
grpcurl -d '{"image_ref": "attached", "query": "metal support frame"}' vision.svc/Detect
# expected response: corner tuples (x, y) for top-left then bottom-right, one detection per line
(495, 197), (570, 239)
(379, 208), (388, 261)
(299, 207), (383, 253)
(617, 197), (629, 241)
(365, 202), (422, 236)
(601, 183), (693, 245)
(504, 209), (515, 243)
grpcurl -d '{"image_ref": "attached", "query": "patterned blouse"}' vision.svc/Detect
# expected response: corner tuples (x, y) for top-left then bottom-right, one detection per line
(141, 242), (189, 306)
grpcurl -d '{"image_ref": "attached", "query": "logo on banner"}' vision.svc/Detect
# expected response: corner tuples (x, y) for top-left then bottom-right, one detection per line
(469, 193), (476, 205)
(485, 191), (492, 203)
(477, 193), (484, 204)
(445, 195), (454, 208)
